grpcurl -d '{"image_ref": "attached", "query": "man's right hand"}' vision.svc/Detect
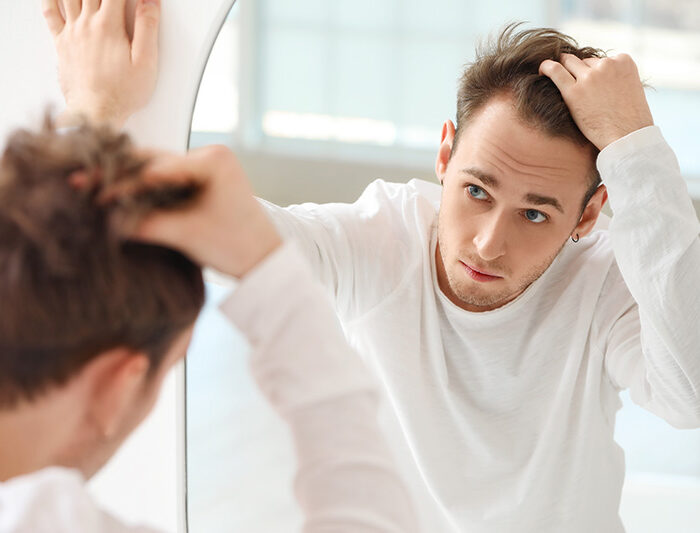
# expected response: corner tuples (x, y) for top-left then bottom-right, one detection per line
(116, 145), (283, 279)
(43, 0), (161, 129)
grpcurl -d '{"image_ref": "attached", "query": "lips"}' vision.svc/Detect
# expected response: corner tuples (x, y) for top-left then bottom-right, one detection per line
(460, 261), (503, 282)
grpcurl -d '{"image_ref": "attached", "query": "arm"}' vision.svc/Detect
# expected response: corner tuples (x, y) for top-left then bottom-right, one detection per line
(125, 146), (418, 531)
(596, 127), (700, 428)
(542, 53), (700, 427)
(259, 181), (418, 321)
(221, 242), (419, 532)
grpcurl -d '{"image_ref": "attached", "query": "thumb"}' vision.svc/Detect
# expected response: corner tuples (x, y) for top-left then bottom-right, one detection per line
(131, 0), (161, 67)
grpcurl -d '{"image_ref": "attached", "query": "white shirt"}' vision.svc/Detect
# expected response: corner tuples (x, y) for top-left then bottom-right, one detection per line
(0, 243), (418, 533)
(261, 126), (700, 533)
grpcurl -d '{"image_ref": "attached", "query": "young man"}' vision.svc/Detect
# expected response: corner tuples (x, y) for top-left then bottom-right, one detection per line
(45, 1), (700, 531)
(0, 5), (420, 532)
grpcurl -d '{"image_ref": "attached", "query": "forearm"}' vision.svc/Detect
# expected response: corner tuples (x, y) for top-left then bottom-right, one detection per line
(220, 242), (418, 531)
(600, 126), (700, 423)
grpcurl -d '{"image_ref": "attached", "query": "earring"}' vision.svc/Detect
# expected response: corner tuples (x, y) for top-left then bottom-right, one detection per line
(571, 233), (580, 243)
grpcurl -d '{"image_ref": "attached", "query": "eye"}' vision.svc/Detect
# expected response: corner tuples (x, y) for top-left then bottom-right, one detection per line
(467, 184), (488, 200)
(524, 209), (547, 223)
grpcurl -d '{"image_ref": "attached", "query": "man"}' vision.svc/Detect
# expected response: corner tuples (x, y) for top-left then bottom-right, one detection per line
(0, 3), (420, 532)
(46, 0), (700, 531)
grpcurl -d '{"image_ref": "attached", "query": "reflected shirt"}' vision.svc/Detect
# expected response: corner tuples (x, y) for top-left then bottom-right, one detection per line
(261, 126), (700, 533)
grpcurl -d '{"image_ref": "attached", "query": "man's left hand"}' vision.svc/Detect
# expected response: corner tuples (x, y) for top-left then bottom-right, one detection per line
(539, 53), (654, 151)
(43, 0), (161, 130)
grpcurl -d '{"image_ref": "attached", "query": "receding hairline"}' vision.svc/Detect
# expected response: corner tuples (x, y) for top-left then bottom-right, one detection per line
(451, 91), (599, 183)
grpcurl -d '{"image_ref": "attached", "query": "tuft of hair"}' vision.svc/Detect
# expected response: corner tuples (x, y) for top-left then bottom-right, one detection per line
(455, 22), (606, 203)
(0, 114), (205, 408)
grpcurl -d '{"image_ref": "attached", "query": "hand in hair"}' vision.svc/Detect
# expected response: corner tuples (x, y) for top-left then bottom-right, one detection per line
(112, 145), (283, 278)
(42, 0), (161, 129)
(539, 53), (654, 151)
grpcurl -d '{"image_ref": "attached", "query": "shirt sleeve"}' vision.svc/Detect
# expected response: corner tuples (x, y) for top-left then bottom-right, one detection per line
(258, 180), (419, 322)
(219, 242), (419, 532)
(597, 125), (700, 429)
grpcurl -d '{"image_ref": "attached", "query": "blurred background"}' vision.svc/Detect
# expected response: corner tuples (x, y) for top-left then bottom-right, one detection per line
(186, 1), (700, 532)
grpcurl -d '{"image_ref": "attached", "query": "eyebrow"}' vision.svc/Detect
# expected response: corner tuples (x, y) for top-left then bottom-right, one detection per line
(461, 167), (564, 214)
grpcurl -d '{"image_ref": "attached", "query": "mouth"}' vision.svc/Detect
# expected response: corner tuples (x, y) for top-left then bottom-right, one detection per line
(460, 261), (503, 282)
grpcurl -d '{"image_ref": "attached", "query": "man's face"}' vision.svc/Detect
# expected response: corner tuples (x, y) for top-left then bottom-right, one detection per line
(435, 96), (598, 312)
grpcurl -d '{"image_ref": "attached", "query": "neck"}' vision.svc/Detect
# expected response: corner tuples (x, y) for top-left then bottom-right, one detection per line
(0, 390), (84, 482)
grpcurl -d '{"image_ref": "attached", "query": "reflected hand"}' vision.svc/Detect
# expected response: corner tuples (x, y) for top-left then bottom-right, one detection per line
(42, 0), (161, 129)
(539, 53), (654, 151)
(118, 145), (283, 278)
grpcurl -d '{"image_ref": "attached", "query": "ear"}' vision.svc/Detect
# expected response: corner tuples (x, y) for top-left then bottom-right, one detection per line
(83, 348), (151, 440)
(573, 185), (608, 240)
(435, 120), (456, 185)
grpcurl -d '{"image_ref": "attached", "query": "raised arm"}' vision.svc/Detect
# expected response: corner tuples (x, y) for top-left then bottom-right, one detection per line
(542, 53), (700, 427)
(127, 145), (419, 531)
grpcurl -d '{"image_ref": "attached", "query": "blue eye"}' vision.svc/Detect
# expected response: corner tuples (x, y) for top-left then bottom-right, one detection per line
(524, 209), (547, 223)
(467, 184), (488, 200)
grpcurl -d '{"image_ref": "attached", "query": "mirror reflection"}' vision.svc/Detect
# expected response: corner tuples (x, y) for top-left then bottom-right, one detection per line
(187, 1), (700, 532)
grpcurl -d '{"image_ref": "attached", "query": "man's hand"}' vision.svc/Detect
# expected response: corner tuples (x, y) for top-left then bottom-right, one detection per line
(42, 0), (161, 129)
(114, 145), (283, 278)
(539, 53), (654, 151)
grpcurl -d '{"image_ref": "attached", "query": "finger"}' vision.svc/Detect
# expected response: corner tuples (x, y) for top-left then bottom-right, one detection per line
(133, 211), (191, 250)
(62, 0), (82, 21)
(101, 0), (126, 17)
(42, 0), (66, 35)
(560, 53), (591, 80)
(82, 0), (101, 15)
(582, 57), (600, 68)
(539, 60), (576, 92)
(131, 0), (161, 66)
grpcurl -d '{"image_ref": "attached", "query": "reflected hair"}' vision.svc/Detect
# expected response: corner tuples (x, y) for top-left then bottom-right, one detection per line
(0, 115), (205, 408)
(453, 22), (606, 208)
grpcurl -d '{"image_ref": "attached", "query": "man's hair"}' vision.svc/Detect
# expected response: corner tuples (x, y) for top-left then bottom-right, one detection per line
(0, 117), (205, 408)
(454, 23), (606, 208)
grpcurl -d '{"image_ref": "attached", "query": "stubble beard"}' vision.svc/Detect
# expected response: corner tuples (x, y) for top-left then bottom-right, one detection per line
(439, 235), (566, 311)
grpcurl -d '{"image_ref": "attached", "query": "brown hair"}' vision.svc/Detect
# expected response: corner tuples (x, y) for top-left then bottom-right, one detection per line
(454, 23), (606, 207)
(0, 116), (205, 408)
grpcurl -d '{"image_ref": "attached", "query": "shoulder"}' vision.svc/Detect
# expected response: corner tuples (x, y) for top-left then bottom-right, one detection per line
(558, 222), (638, 339)
(358, 178), (440, 211)
(352, 178), (440, 234)
(551, 219), (633, 309)
(0, 468), (160, 533)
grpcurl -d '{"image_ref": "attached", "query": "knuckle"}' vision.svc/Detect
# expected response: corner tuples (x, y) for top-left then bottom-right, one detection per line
(137, 6), (160, 28)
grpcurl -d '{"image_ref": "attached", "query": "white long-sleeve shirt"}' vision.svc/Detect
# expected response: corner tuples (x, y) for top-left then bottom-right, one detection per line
(261, 126), (700, 533)
(0, 243), (418, 533)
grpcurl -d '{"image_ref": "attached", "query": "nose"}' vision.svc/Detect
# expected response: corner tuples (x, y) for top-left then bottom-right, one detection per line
(472, 211), (508, 262)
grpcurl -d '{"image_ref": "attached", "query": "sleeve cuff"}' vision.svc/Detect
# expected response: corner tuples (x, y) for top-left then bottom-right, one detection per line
(597, 125), (669, 178)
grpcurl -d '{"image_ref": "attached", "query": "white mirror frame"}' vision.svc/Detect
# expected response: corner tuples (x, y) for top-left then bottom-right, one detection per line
(0, 1), (235, 531)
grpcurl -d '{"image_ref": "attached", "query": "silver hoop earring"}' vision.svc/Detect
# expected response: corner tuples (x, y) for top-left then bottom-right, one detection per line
(571, 234), (580, 243)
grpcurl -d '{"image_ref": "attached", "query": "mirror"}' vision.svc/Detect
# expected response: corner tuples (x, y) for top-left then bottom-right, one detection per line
(186, 1), (700, 532)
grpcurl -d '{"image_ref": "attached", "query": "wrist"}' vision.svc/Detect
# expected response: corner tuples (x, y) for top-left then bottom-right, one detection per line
(58, 105), (127, 131)
(232, 230), (284, 279)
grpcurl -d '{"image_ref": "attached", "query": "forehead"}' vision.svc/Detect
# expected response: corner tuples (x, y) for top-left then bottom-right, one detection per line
(453, 96), (593, 197)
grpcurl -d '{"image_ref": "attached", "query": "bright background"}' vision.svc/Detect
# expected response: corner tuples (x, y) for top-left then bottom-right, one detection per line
(187, 1), (700, 532)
